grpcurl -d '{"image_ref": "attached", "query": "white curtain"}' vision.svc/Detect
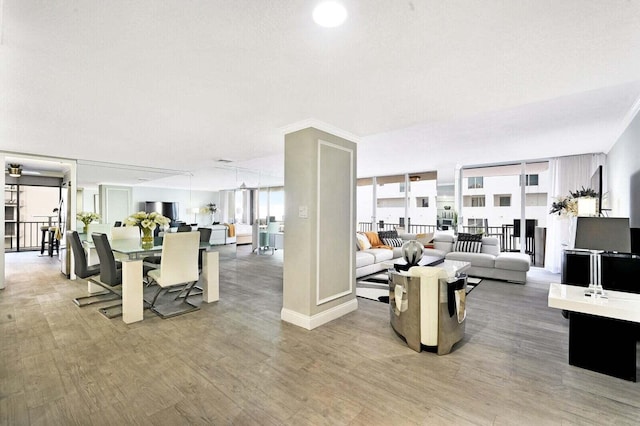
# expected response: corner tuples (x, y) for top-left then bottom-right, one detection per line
(545, 153), (605, 273)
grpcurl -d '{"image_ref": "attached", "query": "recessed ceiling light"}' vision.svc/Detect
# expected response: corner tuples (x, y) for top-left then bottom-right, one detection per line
(313, 1), (348, 28)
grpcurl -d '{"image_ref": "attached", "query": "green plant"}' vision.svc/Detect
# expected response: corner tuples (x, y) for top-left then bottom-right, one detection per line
(569, 186), (598, 199)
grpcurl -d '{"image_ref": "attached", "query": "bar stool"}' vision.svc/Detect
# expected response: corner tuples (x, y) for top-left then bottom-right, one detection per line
(48, 226), (59, 257)
(40, 226), (50, 255)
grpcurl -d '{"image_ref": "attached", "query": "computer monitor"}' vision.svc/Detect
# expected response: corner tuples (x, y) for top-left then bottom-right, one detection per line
(574, 217), (630, 252)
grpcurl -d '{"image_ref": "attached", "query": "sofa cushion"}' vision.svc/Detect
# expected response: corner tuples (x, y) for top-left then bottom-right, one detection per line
(432, 233), (455, 253)
(356, 233), (371, 250)
(422, 248), (448, 258)
(495, 252), (531, 272)
(480, 237), (500, 256)
(356, 251), (375, 268)
(446, 252), (496, 268)
(362, 248), (394, 263)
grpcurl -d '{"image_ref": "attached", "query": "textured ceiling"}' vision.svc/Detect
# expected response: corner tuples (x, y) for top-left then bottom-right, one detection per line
(2, 0), (640, 189)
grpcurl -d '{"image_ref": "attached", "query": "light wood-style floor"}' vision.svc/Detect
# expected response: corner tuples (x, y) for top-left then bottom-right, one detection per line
(1, 247), (639, 425)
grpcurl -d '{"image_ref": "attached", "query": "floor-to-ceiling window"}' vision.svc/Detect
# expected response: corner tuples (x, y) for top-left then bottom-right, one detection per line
(376, 174), (406, 230)
(460, 161), (549, 259)
(257, 186), (284, 223)
(357, 171), (437, 233)
(356, 178), (374, 230)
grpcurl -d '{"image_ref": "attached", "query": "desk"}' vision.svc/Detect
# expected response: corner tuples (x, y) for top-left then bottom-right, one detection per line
(548, 283), (640, 381)
(85, 238), (220, 324)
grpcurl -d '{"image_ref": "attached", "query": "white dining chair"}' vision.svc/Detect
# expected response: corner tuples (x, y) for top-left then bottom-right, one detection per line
(111, 226), (140, 241)
(111, 226), (141, 261)
(146, 231), (201, 318)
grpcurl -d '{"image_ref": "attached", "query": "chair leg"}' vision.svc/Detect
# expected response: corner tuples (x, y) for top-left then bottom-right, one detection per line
(173, 281), (198, 301)
(73, 278), (121, 306)
(73, 292), (120, 307)
(98, 302), (124, 319)
(149, 287), (167, 308)
(151, 281), (200, 319)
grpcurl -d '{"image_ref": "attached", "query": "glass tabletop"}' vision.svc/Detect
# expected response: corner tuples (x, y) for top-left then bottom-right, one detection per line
(85, 237), (215, 259)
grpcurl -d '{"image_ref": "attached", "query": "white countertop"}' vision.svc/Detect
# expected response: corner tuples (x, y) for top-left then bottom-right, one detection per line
(548, 283), (640, 323)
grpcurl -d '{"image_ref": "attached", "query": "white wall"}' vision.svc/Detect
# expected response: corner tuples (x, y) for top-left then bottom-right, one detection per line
(607, 110), (640, 227)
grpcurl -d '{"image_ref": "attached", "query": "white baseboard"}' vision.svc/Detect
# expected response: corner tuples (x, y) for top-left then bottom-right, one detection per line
(281, 298), (358, 330)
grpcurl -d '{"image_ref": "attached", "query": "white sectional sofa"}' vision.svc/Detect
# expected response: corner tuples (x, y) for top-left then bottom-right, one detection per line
(356, 232), (531, 283)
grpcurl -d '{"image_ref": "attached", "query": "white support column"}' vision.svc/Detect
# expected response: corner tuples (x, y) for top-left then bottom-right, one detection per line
(202, 250), (219, 303)
(520, 162), (526, 253)
(282, 126), (358, 330)
(122, 259), (143, 324)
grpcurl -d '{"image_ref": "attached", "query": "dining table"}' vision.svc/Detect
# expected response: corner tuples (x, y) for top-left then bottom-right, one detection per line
(82, 237), (219, 323)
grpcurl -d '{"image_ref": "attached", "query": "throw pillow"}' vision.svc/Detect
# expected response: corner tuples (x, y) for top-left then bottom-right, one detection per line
(364, 231), (383, 247)
(378, 230), (398, 240)
(416, 232), (434, 245)
(383, 237), (404, 247)
(457, 232), (483, 242)
(356, 233), (371, 250)
(453, 240), (482, 253)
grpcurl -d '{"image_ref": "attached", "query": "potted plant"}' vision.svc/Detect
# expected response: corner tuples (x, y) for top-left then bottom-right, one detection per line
(124, 211), (170, 249)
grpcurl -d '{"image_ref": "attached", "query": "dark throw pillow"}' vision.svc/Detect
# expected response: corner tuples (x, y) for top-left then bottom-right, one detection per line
(378, 230), (398, 240)
(457, 233), (483, 242)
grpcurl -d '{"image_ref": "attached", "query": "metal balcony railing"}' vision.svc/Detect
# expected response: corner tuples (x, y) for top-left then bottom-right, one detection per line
(358, 222), (524, 254)
(4, 221), (59, 252)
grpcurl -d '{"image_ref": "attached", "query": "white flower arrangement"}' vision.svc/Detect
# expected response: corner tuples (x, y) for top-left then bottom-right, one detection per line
(77, 211), (100, 226)
(124, 211), (170, 230)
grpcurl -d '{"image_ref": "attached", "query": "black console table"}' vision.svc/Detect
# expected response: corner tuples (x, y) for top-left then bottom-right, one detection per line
(549, 283), (640, 381)
(562, 249), (640, 293)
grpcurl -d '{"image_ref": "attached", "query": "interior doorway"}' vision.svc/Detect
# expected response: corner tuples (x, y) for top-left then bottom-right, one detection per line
(4, 182), (62, 252)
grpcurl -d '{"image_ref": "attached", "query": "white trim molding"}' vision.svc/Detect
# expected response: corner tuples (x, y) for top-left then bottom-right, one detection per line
(316, 140), (354, 305)
(281, 299), (358, 330)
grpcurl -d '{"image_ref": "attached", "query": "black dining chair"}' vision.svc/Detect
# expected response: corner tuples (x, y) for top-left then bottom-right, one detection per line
(69, 231), (120, 307)
(92, 232), (124, 318)
(197, 227), (212, 269)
